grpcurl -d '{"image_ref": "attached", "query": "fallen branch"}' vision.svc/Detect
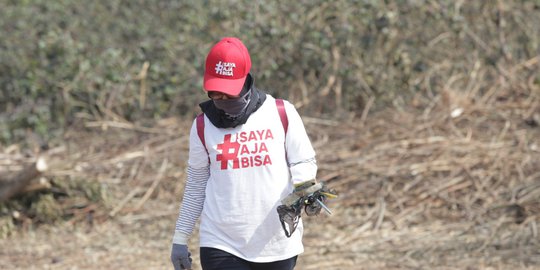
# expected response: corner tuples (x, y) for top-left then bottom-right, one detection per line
(134, 159), (168, 210)
(0, 157), (48, 203)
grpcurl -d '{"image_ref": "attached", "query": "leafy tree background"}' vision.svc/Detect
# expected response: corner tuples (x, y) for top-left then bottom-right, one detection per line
(1, 0), (539, 144)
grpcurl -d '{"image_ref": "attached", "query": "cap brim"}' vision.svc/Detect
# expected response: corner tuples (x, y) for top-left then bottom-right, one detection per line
(203, 74), (246, 96)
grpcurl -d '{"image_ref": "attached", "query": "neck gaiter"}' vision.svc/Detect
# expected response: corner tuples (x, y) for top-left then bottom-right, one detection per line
(212, 90), (251, 116)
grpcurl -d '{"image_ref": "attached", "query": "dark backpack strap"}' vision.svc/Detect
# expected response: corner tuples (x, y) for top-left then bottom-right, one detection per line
(196, 113), (210, 159)
(275, 99), (288, 134)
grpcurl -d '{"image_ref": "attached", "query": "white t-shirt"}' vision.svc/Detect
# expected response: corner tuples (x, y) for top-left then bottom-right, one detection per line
(188, 95), (317, 262)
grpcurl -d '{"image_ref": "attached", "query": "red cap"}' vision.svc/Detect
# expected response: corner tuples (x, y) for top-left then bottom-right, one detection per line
(203, 37), (251, 96)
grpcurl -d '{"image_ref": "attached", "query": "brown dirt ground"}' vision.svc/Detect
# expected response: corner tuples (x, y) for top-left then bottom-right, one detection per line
(1, 207), (538, 270)
(2, 86), (540, 269)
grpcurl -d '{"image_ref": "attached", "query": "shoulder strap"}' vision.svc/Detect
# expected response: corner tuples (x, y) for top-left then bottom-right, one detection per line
(196, 113), (209, 156)
(196, 100), (288, 158)
(275, 99), (288, 134)
(276, 99), (289, 162)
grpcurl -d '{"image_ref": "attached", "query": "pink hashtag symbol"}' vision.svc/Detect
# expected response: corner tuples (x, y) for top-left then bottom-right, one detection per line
(216, 134), (240, 169)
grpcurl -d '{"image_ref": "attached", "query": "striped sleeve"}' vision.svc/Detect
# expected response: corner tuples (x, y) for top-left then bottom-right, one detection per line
(173, 165), (209, 243)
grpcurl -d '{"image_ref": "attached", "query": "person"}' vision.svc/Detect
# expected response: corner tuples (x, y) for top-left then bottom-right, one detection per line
(170, 37), (318, 270)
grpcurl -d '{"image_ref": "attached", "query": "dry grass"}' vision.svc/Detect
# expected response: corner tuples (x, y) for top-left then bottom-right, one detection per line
(1, 70), (540, 269)
(1, 1), (539, 269)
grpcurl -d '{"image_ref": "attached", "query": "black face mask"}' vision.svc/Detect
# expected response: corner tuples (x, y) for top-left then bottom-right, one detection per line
(212, 90), (251, 116)
(199, 74), (267, 128)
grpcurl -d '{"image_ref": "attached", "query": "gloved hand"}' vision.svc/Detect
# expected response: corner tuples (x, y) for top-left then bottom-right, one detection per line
(170, 244), (192, 270)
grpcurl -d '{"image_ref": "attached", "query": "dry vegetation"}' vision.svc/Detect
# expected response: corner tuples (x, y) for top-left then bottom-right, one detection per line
(2, 71), (540, 269)
(1, 1), (540, 269)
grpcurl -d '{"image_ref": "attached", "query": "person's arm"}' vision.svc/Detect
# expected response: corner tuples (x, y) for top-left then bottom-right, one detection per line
(173, 165), (209, 244)
(173, 118), (210, 243)
(282, 101), (318, 184)
(171, 118), (210, 270)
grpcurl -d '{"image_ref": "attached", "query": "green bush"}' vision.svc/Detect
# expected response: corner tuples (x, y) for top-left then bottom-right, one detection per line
(1, 0), (539, 143)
